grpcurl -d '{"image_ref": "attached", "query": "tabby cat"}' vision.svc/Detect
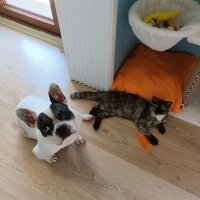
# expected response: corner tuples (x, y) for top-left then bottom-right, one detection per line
(70, 91), (172, 145)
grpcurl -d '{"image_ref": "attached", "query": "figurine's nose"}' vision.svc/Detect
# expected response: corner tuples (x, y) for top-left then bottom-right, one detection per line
(56, 124), (72, 139)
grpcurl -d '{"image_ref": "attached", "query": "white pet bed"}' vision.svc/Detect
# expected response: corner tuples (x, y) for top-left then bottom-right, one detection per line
(129, 0), (200, 51)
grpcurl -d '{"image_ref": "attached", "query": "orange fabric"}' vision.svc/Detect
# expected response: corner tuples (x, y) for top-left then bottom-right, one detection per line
(111, 45), (197, 113)
(137, 133), (152, 152)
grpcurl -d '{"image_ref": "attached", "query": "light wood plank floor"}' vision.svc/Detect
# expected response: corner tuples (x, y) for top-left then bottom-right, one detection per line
(0, 24), (200, 200)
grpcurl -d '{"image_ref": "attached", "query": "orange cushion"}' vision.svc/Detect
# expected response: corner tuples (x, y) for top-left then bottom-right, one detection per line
(111, 45), (197, 113)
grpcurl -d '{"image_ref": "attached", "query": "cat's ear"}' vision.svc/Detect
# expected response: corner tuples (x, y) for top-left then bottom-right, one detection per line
(166, 101), (173, 108)
(152, 96), (160, 102)
(48, 83), (67, 104)
(16, 108), (37, 128)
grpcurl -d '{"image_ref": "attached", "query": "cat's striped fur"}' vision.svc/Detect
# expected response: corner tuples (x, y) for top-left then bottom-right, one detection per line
(71, 91), (172, 145)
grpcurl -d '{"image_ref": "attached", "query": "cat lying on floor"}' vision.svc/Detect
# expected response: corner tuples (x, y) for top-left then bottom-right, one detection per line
(70, 91), (172, 145)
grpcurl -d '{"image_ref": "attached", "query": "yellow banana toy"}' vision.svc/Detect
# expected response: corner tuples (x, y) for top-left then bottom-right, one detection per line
(143, 11), (180, 26)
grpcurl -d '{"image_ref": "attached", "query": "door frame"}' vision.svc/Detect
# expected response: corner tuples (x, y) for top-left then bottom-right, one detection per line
(0, 0), (60, 35)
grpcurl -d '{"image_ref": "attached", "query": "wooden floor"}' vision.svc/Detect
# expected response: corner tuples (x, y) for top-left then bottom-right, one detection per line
(0, 24), (200, 200)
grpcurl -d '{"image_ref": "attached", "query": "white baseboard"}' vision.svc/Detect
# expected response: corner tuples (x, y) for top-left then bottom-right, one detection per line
(0, 16), (63, 48)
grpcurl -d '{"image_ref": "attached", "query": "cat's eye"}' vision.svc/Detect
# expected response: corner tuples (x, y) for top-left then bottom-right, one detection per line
(43, 126), (50, 132)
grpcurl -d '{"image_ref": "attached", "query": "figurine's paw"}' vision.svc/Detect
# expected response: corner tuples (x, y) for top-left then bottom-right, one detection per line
(47, 154), (58, 163)
(75, 135), (85, 145)
(82, 114), (94, 121)
(71, 127), (77, 134)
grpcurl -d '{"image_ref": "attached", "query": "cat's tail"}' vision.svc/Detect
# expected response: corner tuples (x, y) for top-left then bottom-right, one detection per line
(70, 91), (107, 101)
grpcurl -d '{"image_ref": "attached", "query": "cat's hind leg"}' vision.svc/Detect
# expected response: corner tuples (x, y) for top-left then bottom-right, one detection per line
(93, 112), (114, 130)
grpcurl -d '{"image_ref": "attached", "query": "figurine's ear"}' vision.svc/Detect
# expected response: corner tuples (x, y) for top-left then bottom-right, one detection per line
(48, 83), (67, 104)
(16, 108), (37, 128)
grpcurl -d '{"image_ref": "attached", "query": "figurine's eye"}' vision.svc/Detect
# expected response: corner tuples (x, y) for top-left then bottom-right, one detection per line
(43, 126), (50, 132)
(62, 112), (68, 118)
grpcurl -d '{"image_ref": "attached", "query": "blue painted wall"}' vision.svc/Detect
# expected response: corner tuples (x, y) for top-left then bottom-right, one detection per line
(114, 0), (138, 73)
(114, 0), (200, 73)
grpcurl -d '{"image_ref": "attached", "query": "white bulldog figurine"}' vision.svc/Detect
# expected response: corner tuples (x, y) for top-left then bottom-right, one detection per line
(16, 83), (93, 163)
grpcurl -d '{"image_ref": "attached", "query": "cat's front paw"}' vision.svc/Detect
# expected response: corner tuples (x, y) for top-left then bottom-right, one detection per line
(157, 123), (165, 134)
(146, 134), (158, 145)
